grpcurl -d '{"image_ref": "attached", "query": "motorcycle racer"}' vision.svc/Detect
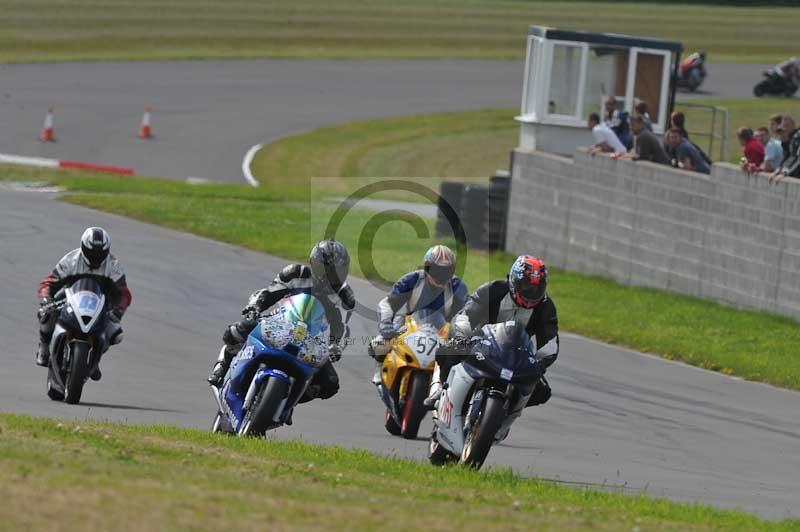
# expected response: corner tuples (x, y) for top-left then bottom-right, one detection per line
(207, 239), (355, 403)
(427, 255), (558, 424)
(36, 227), (132, 381)
(367, 245), (468, 384)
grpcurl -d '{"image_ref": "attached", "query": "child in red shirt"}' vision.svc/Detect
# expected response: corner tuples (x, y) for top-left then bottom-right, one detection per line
(738, 127), (764, 174)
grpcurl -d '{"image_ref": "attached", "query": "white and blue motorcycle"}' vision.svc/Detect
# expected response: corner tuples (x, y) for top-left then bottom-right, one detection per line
(210, 293), (331, 437)
(43, 278), (115, 404)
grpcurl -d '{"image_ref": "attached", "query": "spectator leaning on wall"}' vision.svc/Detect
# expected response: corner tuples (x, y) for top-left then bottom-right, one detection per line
(604, 96), (632, 149)
(769, 114), (783, 140)
(666, 128), (710, 174)
(634, 102), (653, 131)
(588, 113), (627, 155)
(756, 126), (783, 173)
(737, 127), (764, 174)
(614, 115), (670, 165)
(770, 115), (800, 182)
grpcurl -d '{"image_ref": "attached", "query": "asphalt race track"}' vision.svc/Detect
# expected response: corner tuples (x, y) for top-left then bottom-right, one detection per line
(1, 188), (799, 519)
(0, 60), (771, 184)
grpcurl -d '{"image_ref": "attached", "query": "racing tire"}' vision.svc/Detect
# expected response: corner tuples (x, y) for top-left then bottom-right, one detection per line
(754, 82), (767, 97)
(240, 377), (289, 437)
(384, 409), (402, 436)
(64, 342), (90, 405)
(428, 431), (457, 466)
(461, 394), (505, 469)
(400, 371), (430, 439)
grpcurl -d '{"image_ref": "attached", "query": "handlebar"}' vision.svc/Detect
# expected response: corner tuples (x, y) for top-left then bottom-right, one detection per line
(38, 299), (65, 320)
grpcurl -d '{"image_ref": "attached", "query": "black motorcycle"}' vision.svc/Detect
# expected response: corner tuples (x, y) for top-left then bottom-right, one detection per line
(754, 71), (798, 98)
(429, 322), (543, 469)
(42, 278), (113, 404)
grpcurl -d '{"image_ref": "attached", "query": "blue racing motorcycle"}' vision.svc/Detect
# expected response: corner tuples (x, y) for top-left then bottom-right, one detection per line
(210, 293), (331, 437)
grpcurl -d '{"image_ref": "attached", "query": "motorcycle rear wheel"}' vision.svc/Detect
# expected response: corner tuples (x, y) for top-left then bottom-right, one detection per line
(384, 409), (402, 436)
(46, 378), (64, 401)
(461, 395), (505, 469)
(428, 431), (457, 466)
(400, 371), (430, 439)
(240, 377), (289, 437)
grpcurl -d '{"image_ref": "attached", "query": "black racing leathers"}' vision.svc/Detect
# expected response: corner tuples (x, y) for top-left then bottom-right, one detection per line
(441, 280), (559, 405)
(221, 263), (355, 400)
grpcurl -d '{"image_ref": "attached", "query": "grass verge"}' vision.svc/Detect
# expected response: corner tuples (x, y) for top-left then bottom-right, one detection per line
(2, 0), (800, 63)
(252, 101), (800, 193)
(3, 163), (800, 390)
(1, 413), (796, 531)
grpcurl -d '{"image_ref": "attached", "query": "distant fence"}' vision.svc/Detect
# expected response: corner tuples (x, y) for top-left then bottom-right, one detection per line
(673, 102), (729, 163)
(506, 148), (800, 321)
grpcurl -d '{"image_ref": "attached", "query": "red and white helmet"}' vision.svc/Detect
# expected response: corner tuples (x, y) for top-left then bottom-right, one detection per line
(423, 245), (456, 287)
(508, 255), (547, 308)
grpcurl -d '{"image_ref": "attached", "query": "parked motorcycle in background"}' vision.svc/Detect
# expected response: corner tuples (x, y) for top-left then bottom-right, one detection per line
(42, 278), (113, 404)
(210, 293), (331, 437)
(429, 322), (544, 469)
(376, 308), (449, 439)
(676, 51), (707, 92)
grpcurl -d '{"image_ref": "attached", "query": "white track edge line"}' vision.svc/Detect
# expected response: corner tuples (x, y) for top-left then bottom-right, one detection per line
(0, 153), (59, 168)
(241, 143), (262, 188)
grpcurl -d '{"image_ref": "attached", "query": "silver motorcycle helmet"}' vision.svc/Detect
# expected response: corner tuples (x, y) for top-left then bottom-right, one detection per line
(309, 239), (350, 293)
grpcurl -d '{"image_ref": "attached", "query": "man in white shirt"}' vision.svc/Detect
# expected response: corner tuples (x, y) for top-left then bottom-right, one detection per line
(588, 112), (627, 155)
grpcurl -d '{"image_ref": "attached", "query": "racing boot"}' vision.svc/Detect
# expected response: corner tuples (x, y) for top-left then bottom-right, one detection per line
(371, 361), (383, 386)
(90, 366), (102, 381)
(423, 363), (442, 410)
(207, 345), (238, 387)
(35, 342), (50, 367)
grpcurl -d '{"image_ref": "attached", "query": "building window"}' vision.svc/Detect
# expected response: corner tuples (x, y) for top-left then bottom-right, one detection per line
(547, 43), (582, 118)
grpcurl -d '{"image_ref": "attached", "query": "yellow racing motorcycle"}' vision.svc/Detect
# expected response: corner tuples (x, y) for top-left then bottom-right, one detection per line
(377, 308), (449, 439)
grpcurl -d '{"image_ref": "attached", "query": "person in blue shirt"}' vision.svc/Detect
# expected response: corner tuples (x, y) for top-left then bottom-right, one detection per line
(368, 245), (468, 384)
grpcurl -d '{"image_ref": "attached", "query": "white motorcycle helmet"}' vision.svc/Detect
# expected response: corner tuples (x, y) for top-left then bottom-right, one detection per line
(80, 227), (111, 269)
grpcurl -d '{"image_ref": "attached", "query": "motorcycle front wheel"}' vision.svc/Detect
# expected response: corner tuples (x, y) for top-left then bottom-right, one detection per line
(239, 377), (289, 437)
(400, 371), (430, 439)
(64, 341), (90, 405)
(461, 394), (505, 469)
(754, 81), (768, 97)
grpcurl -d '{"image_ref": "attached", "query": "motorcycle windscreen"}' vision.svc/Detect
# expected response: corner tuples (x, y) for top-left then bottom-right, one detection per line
(464, 323), (542, 384)
(64, 278), (107, 334)
(409, 307), (447, 331)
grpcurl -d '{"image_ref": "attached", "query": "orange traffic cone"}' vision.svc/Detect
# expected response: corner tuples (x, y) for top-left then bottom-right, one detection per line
(138, 105), (152, 139)
(39, 107), (55, 142)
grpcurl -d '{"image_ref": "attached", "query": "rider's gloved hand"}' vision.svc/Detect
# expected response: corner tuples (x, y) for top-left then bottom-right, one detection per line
(37, 297), (52, 322)
(241, 305), (259, 320)
(379, 323), (399, 340)
(328, 344), (342, 363)
(109, 308), (124, 322)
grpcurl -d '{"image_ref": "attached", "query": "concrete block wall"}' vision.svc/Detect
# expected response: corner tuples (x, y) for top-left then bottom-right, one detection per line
(507, 148), (800, 320)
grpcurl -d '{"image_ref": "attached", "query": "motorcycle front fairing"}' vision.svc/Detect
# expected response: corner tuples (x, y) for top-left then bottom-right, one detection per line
(462, 335), (543, 390)
(48, 278), (109, 391)
(221, 321), (325, 429)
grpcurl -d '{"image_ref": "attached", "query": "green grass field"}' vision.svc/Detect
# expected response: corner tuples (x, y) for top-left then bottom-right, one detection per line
(251, 100), (800, 199)
(2, 0), (799, 63)
(1, 413), (796, 531)
(3, 162), (800, 391)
